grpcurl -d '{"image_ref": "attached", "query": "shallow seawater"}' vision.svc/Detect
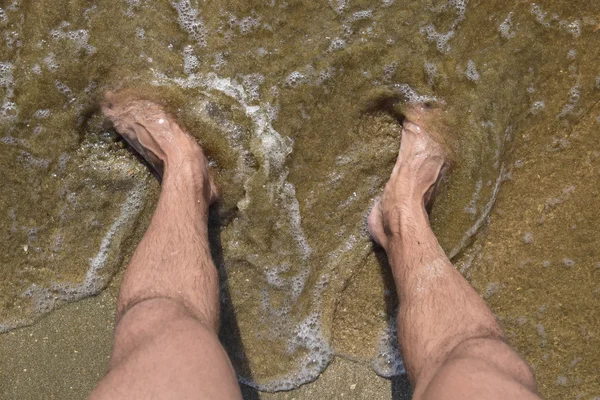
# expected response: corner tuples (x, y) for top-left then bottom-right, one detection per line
(0, 0), (599, 397)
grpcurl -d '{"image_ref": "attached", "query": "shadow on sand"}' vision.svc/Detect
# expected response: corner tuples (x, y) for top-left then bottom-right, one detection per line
(208, 207), (260, 400)
(374, 245), (414, 400)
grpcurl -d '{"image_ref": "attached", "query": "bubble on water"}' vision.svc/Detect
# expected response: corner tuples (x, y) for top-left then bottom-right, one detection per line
(382, 0), (394, 7)
(420, 0), (468, 53)
(135, 27), (145, 39)
(239, 15), (261, 35)
(241, 73), (264, 102)
(567, 49), (577, 59)
(0, 61), (14, 88)
(499, 12), (516, 39)
(484, 282), (501, 298)
(43, 53), (59, 72)
(211, 52), (226, 70)
(170, 0), (207, 47)
(328, 37), (346, 51)
(290, 268), (310, 299)
(315, 67), (335, 85)
(596, 76), (600, 89)
(537, 323), (547, 338)
(0, 8), (7, 26)
(0, 61), (17, 122)
(530, 4), (551, 27)
(424, 62), (437, 86)
(559, 85), (580, 117)
(465, 60), (480, 81)
(33, 109), (51, 119)
(265, 264), (288, 288)
(382, 62), (397, 82)
(420, 25), (455, 53)
(348, 10), (373, 23)
(562, 258), (575, 267)
(183, 45), (199, 74)
(530, 100), (545, 115)
(49, 24), (96, 56)
(328, 0), (348, 15)
(393, 83), (438, 104)
(561, 19), (581, 38)
(522, 232), (534, 244)
(150, 71), (347, 390)
(286, 71), (306, 88)
(373, 316), (405, 377)
(54, 80), (75, 102)
(0, 180), (148, 334)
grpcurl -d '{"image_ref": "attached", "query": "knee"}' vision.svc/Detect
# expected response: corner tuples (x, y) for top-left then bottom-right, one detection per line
(111, 297), (218, 367)
(420, 338), (539, 400)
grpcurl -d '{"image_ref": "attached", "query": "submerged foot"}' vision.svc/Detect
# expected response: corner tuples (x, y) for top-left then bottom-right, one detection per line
(368, 104), (451, 249)
(101, 89), (218, 202)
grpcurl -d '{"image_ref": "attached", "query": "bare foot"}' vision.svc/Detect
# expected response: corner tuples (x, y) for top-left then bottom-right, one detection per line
(101, 89), (218, 203)
(368, 104), (451, 250)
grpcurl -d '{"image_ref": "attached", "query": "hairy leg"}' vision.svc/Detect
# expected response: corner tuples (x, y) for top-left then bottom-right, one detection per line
(90, 91), (242, 400)
(368, 106), (540, 400)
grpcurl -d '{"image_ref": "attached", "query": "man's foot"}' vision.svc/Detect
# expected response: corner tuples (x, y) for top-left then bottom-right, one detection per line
(101, 89), (218, 202)
(368, 104), (451, 250)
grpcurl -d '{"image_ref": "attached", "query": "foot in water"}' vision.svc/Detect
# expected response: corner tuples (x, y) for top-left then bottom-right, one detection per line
(101, 89), (218, 202)
(368, 104), (451, 250)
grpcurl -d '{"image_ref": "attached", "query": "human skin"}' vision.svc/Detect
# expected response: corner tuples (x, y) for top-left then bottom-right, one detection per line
(368, 105), (542, 400)
(90, 90), (541, 399)
(89, 90), (242, 400)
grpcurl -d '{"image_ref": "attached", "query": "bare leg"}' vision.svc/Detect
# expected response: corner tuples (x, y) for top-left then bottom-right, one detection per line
(368, 106), (541, 400)
(90, 91), (242, 400)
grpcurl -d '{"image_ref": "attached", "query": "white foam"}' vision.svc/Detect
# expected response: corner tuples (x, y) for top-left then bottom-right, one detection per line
(34, 109), (51, 119)
(151, 71), (334, 390)
(530, 100), (545, 115)
(373, 315), (405, 377)
(465, 59), (480, 81)
(560, 19), (581, 38)
(1, 178), (147, 334)
(238, 15), (261, 35)
(348, 10), (373, 22)
(328, 0), (348, 15)
(424, 62), (437, 86)
(558, 85), (580, 117)
(170, 0), (207, 47)
(183, 45), (199, 74)
(0, 8), (7, 26)
(420, 0), (468, 53)
(530, 4), (551, 27)
(43, 53), (59, 72)
(49, 23), (96, 56)
(286, 71), (306, 87)
(0, 61), (17, 122)
(499, 11), (516, 39)
(382, 62), (397, 82)
(240, 73), (264, 102)
(328, 38), (346, 51)
(135, 27), (145, 39)
(393, 83), (438, 104)
(54, 80), (75, 103)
